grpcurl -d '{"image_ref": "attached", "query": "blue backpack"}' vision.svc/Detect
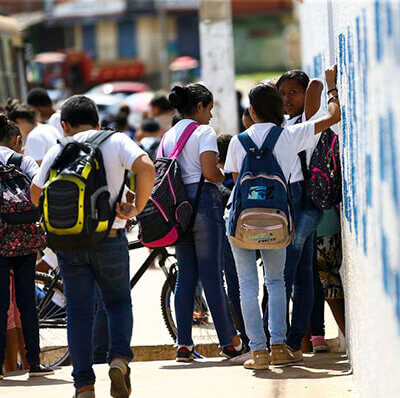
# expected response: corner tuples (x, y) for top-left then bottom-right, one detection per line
(228, 127), (293, 250)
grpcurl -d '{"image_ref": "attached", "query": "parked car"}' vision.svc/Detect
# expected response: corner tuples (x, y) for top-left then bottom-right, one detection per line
(85, 81), (150, 97)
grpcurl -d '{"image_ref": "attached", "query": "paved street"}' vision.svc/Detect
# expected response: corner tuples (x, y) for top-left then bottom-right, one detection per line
(1, 352), (354, 398)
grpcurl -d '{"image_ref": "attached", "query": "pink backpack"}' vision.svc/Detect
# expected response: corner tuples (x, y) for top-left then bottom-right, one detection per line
(137, 122), (203, 247)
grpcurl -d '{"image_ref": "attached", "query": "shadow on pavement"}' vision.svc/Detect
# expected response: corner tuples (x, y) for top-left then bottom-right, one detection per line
(160, 352), (352, 380)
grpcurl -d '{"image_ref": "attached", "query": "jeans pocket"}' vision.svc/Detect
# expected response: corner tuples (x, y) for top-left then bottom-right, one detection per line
(57, 251), (86, 278)
(95, 240), (128, 282)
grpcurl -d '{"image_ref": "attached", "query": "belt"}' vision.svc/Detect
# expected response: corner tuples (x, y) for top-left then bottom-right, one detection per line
(108, 228), (124, 237)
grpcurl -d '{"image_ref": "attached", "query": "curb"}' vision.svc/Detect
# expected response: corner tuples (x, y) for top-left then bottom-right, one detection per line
(42, 344), (221, 365)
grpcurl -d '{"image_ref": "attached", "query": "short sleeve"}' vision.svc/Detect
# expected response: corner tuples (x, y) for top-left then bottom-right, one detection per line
(31, 145), (60, 188)
(21, 155), (40, 179)
(116, 133), (147, 171)
(198, 126), (218, 155)
(284, 121), (317, 154)
(25, 134), (46, 161)
(224, 136), (241, 173)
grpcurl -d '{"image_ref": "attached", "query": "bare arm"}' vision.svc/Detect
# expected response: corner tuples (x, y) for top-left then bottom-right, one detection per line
(304, 79), (324, 120)
(30, 183), (42, 207)
(115, 154), (155, 219)
(314, 65), (341, 134)
(200, 151), (225, 183)
(232, 172), (238, 184)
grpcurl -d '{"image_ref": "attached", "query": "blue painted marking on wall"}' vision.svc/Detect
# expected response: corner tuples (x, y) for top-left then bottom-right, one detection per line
(363, 214), (368, 255)
(366, 155), (372, 206)
(386, 2), (393, 37)
(382, 233), (389, 294)
(379, 117), (386, 180)
(388, 110), (399, 211)
(375, 0), (382, 61)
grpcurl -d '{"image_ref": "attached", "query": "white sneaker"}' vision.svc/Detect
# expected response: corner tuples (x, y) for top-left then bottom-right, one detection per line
(228, 350), (252, 365)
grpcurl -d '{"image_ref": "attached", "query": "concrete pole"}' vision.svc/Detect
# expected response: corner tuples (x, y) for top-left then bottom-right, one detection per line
(200, 0), (238, 135)
(157, 0), (170, 91)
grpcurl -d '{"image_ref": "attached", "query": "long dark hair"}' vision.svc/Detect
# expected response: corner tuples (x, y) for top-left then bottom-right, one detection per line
(249, 82), (284, 126)
(168, 84), (213, 116)
(0, 113), (21, 142)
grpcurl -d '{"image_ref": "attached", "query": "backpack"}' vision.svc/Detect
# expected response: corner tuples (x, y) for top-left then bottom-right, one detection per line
(228, 127), (293, 250)
(40, 130), (125, 251)
(298, 128), (342, 210)
(0, 153), (47, 257)
(137, 122), (203, 248)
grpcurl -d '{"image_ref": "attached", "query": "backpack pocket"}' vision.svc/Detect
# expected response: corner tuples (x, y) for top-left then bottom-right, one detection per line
(230, 208), (292, 250)
(175, 201), (192, 232)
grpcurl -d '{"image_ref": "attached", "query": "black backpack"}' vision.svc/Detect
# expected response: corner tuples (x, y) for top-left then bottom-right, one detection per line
(298, 128), (342, 210)
(40, 130), (125, 251)
(0, 153), (46, 257)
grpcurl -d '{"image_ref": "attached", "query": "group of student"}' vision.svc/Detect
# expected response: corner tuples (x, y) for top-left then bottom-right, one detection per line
(0, 63), (342, 398)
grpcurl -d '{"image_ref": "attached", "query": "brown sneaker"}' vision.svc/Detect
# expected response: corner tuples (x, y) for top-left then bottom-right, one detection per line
(243, 350), (269, 370)
(270, 343), (303, 366)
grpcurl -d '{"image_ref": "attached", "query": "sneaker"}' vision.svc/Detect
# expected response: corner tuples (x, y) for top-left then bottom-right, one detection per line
(176, 347), (194, 362)
(29, 364), (55, 377)
(243, 350), (269, 370)
(228, 350), (252, 365)
(220, 344), (244, 359)
(73, 390), (95, 398)
(311, 336), (330, 353)
(270, 343), (303, 366)
(0, 366), (3, 380)
(109, 359), (131, 398)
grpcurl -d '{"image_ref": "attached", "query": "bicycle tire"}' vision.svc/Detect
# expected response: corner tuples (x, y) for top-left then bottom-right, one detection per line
(35, 272), (70, 367)
(160, 265), (219, 345)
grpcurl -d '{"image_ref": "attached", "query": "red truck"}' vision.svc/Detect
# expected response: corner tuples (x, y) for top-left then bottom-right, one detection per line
(29, 50), (145, 93)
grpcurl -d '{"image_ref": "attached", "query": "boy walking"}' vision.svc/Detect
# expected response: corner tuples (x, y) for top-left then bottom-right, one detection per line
(30, 96), (155, 398)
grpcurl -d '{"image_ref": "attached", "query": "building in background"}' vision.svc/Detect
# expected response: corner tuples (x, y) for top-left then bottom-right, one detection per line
(1, 0), (297, 90)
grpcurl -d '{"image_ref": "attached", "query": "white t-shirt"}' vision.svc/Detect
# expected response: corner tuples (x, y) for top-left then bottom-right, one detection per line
(162, 119), (218, 184)
(282, 108), (323, 183)
(32, 130), (146, 229)
(47, 111), (63, 135)
(0, 146), (39, 179)
(24, 124), (62, 162)
(224, 121), (317, 183)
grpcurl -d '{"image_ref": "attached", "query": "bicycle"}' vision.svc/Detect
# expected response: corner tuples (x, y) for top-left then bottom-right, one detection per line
(35, 237), (220, 366)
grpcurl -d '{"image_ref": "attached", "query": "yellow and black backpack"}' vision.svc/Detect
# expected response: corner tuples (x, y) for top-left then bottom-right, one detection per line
(40, 130), (124, 251)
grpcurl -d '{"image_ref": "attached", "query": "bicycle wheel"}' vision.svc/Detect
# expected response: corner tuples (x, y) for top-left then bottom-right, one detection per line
(35, 272), (70, 367)
(160, 264), (219, 345)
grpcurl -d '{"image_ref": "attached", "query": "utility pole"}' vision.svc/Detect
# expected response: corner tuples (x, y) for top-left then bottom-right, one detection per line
(157, 0), (170, 91)
(200, 0), (238, 135)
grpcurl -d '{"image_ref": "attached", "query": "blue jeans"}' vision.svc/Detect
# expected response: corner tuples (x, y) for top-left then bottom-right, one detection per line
(57, 232), (133, 389)
(0, 254), (39, 367)
(310, 238), (326, 336)
(222, 235), (249, 348)
(285, 181), (323, 350)
(175, 183), (237, 347)
(230, 245), (286, 351)
(92, 284), (109, 364)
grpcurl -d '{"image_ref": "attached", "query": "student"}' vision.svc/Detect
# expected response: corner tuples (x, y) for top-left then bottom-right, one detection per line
(149, 94), (175, 132)
(242, 108), (254, 130)
(276, 70), (327, 358)
(7, 102), (61, 165)
(27, 87), (63, 134)
(162, 84), (242, 362)
(224, 65), (341, 370)
(0, 114), (54, 379)
(30, 96), (155, 398)
(216, 134), (250, 359)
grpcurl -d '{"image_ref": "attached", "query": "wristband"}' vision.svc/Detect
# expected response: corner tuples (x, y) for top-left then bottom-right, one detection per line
(328, 95), (338, 105)
(327, 88), (338, 95)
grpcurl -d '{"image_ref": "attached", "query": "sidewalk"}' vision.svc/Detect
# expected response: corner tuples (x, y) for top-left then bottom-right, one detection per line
(1, 352), (354, 398)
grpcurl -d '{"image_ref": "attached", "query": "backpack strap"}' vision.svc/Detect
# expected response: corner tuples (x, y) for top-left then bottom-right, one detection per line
(237, 132), (258, 154)
(169, 122), (199, 159)
(261, 126), (284, 152)
(7, 152), (23, 168)
(57, 136), (74, 148)
(85, 129), (116, 147)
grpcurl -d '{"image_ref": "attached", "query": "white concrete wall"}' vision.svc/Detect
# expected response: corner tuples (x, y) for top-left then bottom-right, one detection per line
(299, 1), (400, 397)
